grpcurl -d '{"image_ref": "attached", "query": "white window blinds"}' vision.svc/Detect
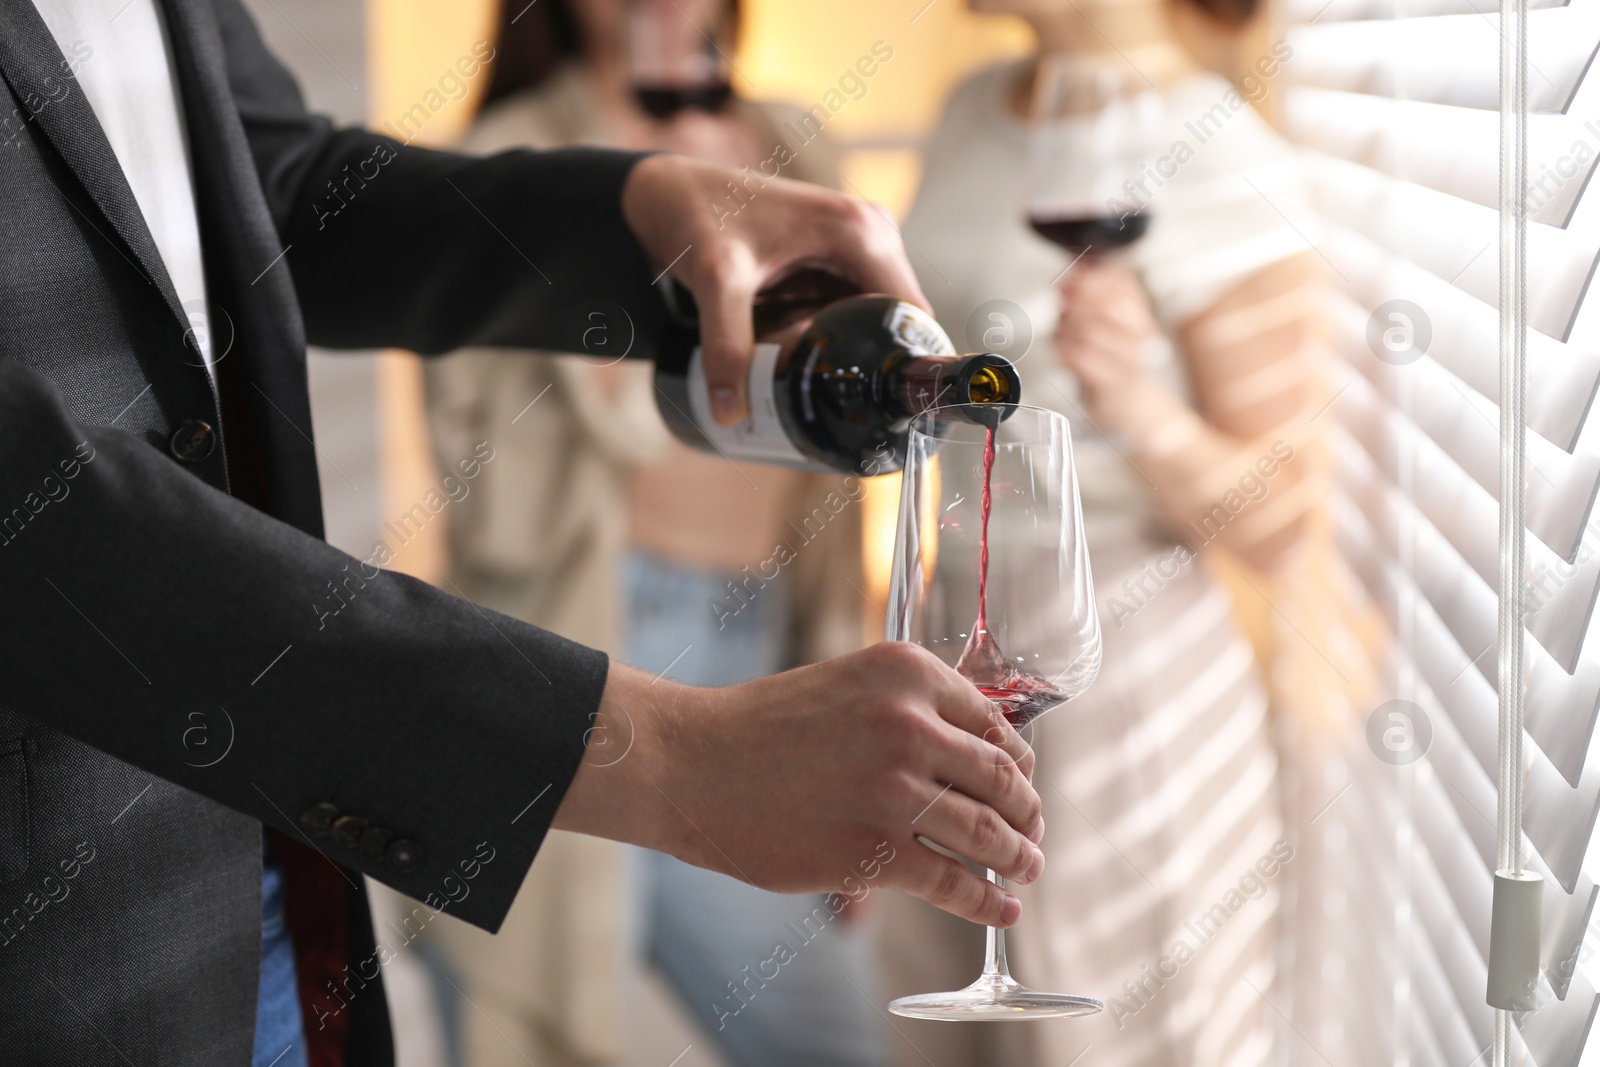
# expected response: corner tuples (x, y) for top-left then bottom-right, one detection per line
(1282, 0), (1600, 1059)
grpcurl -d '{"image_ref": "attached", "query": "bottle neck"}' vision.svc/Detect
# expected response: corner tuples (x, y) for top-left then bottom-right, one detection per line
(890, 353), (1020, 422)
(895, 356), (963, 419)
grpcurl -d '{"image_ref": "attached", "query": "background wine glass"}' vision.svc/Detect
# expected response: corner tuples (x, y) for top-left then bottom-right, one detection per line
(1024, 58), (1164, 256)
(627, 0), (734, 119)
(887, 403), (1102, 1021)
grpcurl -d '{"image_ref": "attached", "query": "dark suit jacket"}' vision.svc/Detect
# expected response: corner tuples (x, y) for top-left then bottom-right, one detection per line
(0, 0), (672, 1062)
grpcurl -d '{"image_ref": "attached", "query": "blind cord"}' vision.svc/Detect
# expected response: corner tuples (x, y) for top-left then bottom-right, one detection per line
(1493, 0), (1530, 1054)
(1495, 0), (1527, 890)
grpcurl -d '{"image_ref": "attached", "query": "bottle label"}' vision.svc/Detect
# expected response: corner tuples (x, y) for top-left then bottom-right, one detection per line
(886, 303), (957, 357)
(687, 343), (810, 467)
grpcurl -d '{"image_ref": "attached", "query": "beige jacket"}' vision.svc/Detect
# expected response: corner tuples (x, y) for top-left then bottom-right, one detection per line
(416, 66), (863, 1063)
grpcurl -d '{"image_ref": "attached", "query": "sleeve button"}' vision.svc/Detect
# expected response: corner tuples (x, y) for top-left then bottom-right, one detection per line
(169, 419), (216, 462)
(299, 803), (340, 837)
(385, 838), (424, 874)
(330, 815), (369, 849)
(359, 826), (393, 862)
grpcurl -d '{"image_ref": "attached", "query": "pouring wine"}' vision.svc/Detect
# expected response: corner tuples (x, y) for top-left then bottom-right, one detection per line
(887, 403), (1101, 1020)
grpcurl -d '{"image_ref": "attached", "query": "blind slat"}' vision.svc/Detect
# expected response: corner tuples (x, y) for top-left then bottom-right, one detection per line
(1328, 493), (1600, 1009)
(1335, 483), (1600, 892)
(1545, 872), (1598, 1001)
(1286, 87), (1595, 225)
(1338, 367), (1600, 671)
(1333, 491), (1499, 766)
(1312, 156), (1600, 341)
(1332, 294), (1600, 559)
(1290, 8), (1599, 111)
(1524, 728), (1600, 892)
(1349, 759), (1494, 1052)
(1333, 491), (1598, 891)
(1407, 667), (1598, 1001)
(1328, 244), (1600, 457)
(1520, 973), (1600, 1067)
(1286, 0), (1566, 29)
(1526, 642), (1600, 788)
(1337, 429), (1510, 689)
(1287, 0), (1600, 1053)
(1529, 526), (1600, 674)
(1331, 561), (1599, 999)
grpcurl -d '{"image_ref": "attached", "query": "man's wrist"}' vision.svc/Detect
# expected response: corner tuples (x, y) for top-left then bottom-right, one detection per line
(551, 660), (704, 863)
(618, 152), (677, 272)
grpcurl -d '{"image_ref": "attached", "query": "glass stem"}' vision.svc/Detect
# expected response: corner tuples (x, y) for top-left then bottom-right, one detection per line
(982, 868), (1012, 978)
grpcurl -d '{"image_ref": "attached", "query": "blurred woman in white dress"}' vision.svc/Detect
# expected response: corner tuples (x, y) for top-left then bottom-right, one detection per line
(878, 1), (1327, 1064)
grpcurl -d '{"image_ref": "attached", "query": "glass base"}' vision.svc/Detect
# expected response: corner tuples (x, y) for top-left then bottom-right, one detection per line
(888, 973), (1103, 1021)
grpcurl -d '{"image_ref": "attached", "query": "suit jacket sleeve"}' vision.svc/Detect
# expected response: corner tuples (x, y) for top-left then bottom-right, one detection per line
(212, 0), (672, 355)
(0, 0), (689, 933)
(0, 353), (605, 932)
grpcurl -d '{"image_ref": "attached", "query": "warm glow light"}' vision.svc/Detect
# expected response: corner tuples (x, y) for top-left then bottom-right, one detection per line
(839, 148), (924, 221)
(861, 471), (901, 640)
(366, 0), (496, 149)
(365, 0), (497, 585)
(736, 1), (1031, 143)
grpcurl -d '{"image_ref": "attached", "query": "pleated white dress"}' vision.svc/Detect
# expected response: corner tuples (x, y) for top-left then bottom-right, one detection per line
(878, 59), (1316, 1067)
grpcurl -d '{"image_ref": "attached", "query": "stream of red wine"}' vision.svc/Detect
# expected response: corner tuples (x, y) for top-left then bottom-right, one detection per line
(975, 424), (996, 636)
(956, 425), (1067, 727)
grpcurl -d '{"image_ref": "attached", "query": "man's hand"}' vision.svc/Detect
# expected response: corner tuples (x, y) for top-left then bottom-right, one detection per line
(621, 153), (929, 426)
(554, 642), (1045, 928)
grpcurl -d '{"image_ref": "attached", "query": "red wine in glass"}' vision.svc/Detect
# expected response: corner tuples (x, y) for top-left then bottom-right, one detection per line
(976, 675), (1069, 728)
(1028, 211), (1150, 255)
(633, 81), (734, 119)
(955, 424), (1068, 726)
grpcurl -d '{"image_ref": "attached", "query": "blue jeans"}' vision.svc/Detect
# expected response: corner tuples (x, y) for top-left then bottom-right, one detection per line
(625, 552), (887, 1067)
(254, 836), (309, 1067)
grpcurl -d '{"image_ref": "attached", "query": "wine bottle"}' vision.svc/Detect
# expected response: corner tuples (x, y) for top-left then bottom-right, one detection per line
(652, 281), (1021, 475)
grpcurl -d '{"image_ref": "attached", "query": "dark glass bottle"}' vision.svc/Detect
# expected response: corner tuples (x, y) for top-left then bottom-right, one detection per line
(652, 285), (1021, 476)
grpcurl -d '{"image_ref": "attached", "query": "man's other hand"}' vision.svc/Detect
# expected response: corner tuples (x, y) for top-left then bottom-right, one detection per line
(554, 643), (1046, 928)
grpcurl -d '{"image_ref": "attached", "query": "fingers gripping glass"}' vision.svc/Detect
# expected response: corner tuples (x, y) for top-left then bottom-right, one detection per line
(887, 404), (1102, 1021)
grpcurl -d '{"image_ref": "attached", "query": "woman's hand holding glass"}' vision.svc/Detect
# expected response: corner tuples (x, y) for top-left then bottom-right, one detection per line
(1055, 261), (1159, 433)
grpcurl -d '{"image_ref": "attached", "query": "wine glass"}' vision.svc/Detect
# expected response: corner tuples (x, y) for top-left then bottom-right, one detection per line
(1024, 57), (1164, 256)
(887, 403), (1102, 1021)
(627, 0), (734, 120)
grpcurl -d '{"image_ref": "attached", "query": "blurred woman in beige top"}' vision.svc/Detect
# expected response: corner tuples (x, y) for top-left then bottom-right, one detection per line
(413, 2), (886, 1066)
(877, 0), (1326, 1064)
